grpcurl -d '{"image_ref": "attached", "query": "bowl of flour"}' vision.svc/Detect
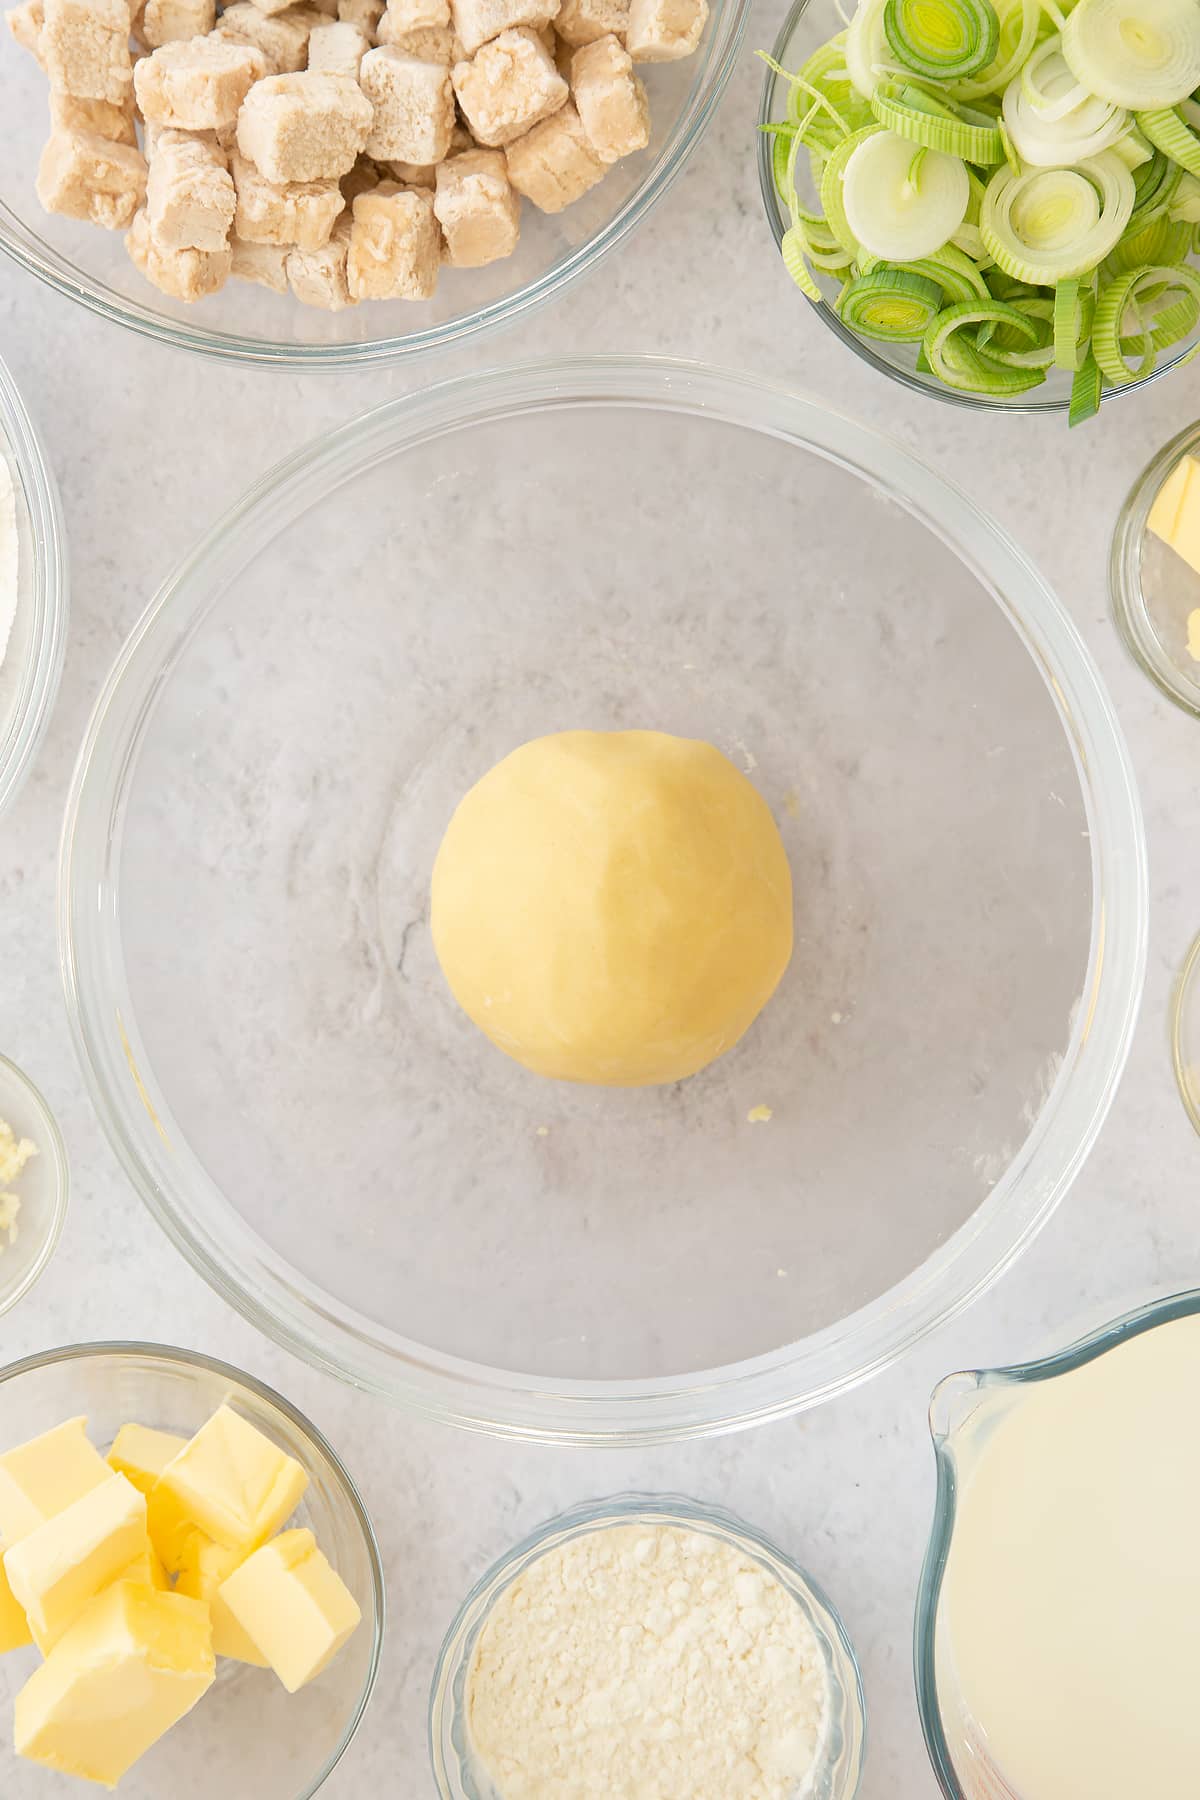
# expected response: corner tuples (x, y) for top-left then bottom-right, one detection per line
(429, 1493), (865, 1800)
(0, 351), (67, 823)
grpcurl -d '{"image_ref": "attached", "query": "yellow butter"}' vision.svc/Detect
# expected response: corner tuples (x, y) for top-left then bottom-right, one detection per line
(219, 1527), (361, 1693)
(107, 1424), (187, 1498)
(1148, 454), (1200, 578)
(119, 1539), (171, 1594)
(14, 1580), (214, 1790)
(148, 1404), (308, 1570)
(0, 1419), (111, 1547)
(0, 1555), (31, 1653)
(174, 1530), (269, 1666)
(4, 1474), (148, 1654)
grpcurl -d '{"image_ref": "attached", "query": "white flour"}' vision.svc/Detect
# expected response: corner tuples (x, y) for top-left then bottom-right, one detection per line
(467, 1522), (831, 1800)
(0, 455), (17, 673)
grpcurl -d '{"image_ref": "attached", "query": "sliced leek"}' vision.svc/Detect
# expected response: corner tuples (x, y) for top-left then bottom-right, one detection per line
(838, 267), (946, 336)
(1062, 0), (1200, 111)
(1138, 106), (1200, 179)
(842, 128), (970, 259)
(870, 80), (1005, 161)
(981, 153), (1134, 280)
(883, 0), (1000, 81)
(1003, 44), (1128, 166)
(761, 0), (1200, 418)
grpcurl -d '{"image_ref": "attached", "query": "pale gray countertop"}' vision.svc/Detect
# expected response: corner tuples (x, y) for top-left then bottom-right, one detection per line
(3, 13), (1200, 1795)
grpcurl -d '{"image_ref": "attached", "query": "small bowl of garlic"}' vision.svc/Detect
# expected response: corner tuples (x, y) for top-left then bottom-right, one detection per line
(0, 1053), (69, 1319)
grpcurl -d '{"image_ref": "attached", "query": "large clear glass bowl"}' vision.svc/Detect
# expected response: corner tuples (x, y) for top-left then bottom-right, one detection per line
(60, 357), (1147, 1442)
(914, 1289), (1200, 1800)
(0, 350), (67, 819)
(0, 10), (745, 369)
(429, 1493), (866, 1799)
(758, 0), (1200, 415)
(0, 1342), (385, 1799)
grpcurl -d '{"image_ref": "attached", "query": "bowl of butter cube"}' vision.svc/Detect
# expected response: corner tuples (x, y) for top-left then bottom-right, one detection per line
(0, 1344), (384, 1796)
(0, 0), (745, 366)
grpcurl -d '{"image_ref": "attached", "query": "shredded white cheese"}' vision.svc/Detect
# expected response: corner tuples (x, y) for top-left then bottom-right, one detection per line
(0, 1119), (36, 1256)
(467, 1522), (831, 1800)
(0, 455), (17, 675)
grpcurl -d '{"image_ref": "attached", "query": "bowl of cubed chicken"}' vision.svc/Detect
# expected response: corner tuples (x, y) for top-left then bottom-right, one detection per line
(0, 0), (741, 364)
(0, 1343), (384, 1796)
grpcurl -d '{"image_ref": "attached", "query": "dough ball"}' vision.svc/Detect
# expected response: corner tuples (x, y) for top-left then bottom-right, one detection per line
(430, 729), (793, 1087)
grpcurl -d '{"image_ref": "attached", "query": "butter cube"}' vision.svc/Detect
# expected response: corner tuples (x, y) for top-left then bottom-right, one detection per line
(4, 1474), (148, 1654)
(107, 1424), (188, 1499)
(0, 1418), (111, 1547)
(1147, 454), (1200, 578)
(15, 1583), (215, 1788)
(147, 1404), (308, 1572)
(175, 1530), (269, 1665)
(0, 1557), (32, 1654)
(119, 1540), (171, 1593)
(219, 1528), (361, 1693)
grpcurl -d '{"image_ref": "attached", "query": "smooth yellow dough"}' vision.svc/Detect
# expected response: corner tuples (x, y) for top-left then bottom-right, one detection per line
(430, 730), (794, 1087)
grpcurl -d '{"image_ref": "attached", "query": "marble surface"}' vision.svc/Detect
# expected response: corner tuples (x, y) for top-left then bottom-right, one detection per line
(2, 14), (1200, 1795)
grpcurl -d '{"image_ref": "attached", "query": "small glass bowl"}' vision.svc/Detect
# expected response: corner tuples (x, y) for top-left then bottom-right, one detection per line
(0, 350), (68, 819)
(1111, 421), (1200, 716)
(757, 0), (1200, 415)
(429, 1492), (866, 1800)
(914, 1288), (1200, 1800)
(0, 1052), (69, 1319)
(0, 1343), (385, 1800)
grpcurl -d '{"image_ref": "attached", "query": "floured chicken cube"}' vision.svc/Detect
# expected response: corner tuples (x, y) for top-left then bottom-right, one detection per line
(6, 0), (45, 63)
(360, 47), (455, 163)
(569, 33), (646, 161)
(41, 0), (132, 102)
(452, 27), (566, 147)
(232, 149), (344, 247)
(346, 179), (441, 298)
(286, 213), (355, 307)
(135, 37), (266, 130)
(126, 203), (231, 296)
(49, 89), (138, 143)
(449, 0), (557, 55)
(305, 18), (368, 75)
(140, 0), (215, 48)
(230, 233), (289, 289)
(36, 127), (146, 225)
(503, 97), (600, 208)
(236, 71), (372, 181)
(212, 1), (321, 71)
(433, 146), (518, 265)
(554, 0), (625, 45)
(624, 0), (704, 60)
(146, 128), (235, 250)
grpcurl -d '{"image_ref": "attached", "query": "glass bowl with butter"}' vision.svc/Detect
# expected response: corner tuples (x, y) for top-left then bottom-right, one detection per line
(0, 350), (68, 823)
(0, 1343), (384, 1798)
(1112, 422), (1200, 717)
(429, 1493), (866, 1800)
(0, 1054), (69, 1322)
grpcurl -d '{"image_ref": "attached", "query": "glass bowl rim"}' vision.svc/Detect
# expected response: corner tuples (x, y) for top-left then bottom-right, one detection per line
(0, 1337), (388, 1800)
(0, 2), (748, 372)
(913, 1286), (1200, 1799)
(58, 353), (1148, 1444)
(1110, 419), (1200, 719)
(1171, 927), (1200, 1136)
(0, 1050), (70, 1321)
(428, 1489), (867, 1800)
(756, 0), (1199, 416)
(0, 348), (68, 819)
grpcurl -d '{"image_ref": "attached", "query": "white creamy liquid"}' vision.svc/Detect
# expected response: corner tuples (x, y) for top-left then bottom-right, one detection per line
(0, 456), (17, 672)
(941, 1314), (1200, 1800)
